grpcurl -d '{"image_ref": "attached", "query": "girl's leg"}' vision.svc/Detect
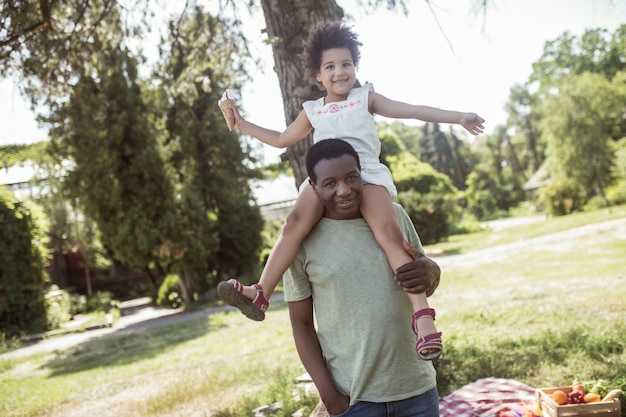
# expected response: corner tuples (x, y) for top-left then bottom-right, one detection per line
(360, 185), (441, 359)
(226, 184), (323, 303)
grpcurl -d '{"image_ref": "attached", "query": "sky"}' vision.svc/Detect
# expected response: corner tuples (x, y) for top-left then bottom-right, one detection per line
(1, 0), (625, 166)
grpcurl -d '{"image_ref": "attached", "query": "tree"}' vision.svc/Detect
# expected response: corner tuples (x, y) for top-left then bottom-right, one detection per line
(464, 127), (526, 220)
(505, 83), (544, 175)
(418, 123), (471, 190)
(154, 6), (264, 291)
(530, 25), (626, 92)
(0, 0), (150, 110)
(380, 130), (460, 243)
(539, 71), (626, 204)
(49, 46), (180, 293)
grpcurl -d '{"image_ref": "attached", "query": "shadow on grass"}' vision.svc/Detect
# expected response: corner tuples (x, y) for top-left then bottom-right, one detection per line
(43, 295), (291, 377)
(43, 310), (221, 377)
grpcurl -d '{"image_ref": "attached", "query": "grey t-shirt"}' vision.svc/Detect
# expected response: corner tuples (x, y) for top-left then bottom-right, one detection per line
(284, 204), (437, 405)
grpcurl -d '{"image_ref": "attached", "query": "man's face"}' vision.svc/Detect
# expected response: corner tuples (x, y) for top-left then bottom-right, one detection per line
(311, 154), (363, 220)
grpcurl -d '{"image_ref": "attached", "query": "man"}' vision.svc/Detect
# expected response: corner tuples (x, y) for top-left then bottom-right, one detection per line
(284, 139), (441, 416)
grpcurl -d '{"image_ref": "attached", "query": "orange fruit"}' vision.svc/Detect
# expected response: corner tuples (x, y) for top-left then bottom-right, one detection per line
(552, 390), (568, 405)
(584, 393), (601, 403)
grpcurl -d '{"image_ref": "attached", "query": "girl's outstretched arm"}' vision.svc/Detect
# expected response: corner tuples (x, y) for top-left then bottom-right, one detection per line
(368, 91), (485, 135)
(229, 103), (314, 148)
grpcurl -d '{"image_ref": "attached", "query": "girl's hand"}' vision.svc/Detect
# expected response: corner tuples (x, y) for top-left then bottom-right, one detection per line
(227, 101), (245, 131)
(460, 113), (485, 135)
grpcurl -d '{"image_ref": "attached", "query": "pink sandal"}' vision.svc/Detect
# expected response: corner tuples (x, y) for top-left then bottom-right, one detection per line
(217, 280), (270, 321)
(411, 308), (443, 361)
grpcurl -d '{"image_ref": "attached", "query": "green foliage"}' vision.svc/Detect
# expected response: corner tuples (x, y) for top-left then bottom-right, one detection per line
(448, 211), (482, 235)
(540, 71), (625, 204)
(45, 286), (72, 329)
(0, 190), (49, 336)
(156, 274), (182, 308)
(508, 201), (539, 217)
(464, 131), (527, 220)
(537, 177), (586, 216)
(85, 291), (118, 314)
(0, 142), (48, 167)
(50, 47), (182, 282)
(0, 0), (148, 110)
(44, 286), (119, 330)
(418, 123), (471, 191)
(531, 25), (626, 90)
(382, 133), (461, 244)
(607, 138), (626, 205)
(154, 8), (263, 289)
(260, 219), (284, 268)
(260, 161), (293, 179)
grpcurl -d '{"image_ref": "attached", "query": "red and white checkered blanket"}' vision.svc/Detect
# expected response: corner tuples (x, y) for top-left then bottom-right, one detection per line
(439, 377), (537, 417)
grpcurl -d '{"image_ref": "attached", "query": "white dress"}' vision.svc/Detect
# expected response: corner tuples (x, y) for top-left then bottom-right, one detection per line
(301, 83), (397, 199)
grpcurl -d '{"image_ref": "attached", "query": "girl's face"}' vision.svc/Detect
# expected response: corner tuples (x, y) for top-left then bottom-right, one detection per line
(316, 48), (356, 101)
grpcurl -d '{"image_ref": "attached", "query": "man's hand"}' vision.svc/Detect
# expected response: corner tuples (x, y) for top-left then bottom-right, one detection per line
(394, 240), (441, 296)
(322, 391), (350, 416)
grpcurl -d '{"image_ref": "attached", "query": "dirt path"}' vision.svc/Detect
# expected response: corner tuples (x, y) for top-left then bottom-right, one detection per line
(432, 217), (626, 272)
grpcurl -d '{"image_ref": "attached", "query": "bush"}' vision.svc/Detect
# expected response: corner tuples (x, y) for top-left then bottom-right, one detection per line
(43, 288), (119, 330)
(537, 178), (586, 216)
(0, 191), (49, 337)
(156, 274), (182, 308)
(395, 171), (460, 244)
(45, 285), (72, 330)
(448, 211), (482, 235)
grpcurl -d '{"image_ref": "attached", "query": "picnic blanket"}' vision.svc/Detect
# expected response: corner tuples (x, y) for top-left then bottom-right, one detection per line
(439, 377), (537, 417)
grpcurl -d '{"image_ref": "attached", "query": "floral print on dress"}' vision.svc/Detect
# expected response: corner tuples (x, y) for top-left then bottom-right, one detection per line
(312, 99), (362, 117)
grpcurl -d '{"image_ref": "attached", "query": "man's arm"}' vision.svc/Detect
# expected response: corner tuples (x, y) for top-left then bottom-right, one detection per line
(288, 298), (350, 415)
(394, 240), (441, 296)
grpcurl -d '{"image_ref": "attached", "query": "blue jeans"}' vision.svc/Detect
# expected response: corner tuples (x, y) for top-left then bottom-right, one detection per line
(329, 387), (440, 417)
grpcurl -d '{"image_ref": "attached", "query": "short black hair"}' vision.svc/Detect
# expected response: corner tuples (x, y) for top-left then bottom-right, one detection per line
(302, 21), (362, 86)
(306, 139), (361, 183)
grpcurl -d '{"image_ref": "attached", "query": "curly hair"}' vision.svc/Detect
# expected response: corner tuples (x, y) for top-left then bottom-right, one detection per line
(302, 21), (362, 87)
(306, 139), (361, 183)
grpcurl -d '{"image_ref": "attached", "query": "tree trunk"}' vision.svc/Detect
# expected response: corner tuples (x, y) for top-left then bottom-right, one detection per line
(504, 134), (526, 180)
(144, 267), (158, 295)
(259, 0), (344, 188)
(178, 272), (194, 302)
(525, 117), (541, 172)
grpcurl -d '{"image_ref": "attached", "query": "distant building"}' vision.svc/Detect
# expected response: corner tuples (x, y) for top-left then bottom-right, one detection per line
(250, 174), (298, 221)
(0, 162), (42, 199)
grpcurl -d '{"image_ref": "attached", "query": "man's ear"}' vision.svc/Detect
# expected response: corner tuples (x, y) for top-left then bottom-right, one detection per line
(309, 179), (318, 193)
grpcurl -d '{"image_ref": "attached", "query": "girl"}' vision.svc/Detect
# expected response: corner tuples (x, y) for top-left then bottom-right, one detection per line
(217, 21), (484, 360)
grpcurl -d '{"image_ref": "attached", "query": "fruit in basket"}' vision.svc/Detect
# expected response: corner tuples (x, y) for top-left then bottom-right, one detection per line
(552, 390), (568, 405)
(583, 393), (601, 403)
(568, 390), (585, 404)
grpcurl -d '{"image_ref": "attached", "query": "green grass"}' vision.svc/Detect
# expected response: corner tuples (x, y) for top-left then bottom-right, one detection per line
(1, 205), (625, 416)
(428, 204), (626, 256)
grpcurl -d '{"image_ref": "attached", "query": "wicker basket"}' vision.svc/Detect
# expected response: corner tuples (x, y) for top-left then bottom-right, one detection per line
(537, 386), (621, 417)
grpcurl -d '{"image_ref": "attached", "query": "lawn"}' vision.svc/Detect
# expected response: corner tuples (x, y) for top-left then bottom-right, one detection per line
(1, 206), (625, 417)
